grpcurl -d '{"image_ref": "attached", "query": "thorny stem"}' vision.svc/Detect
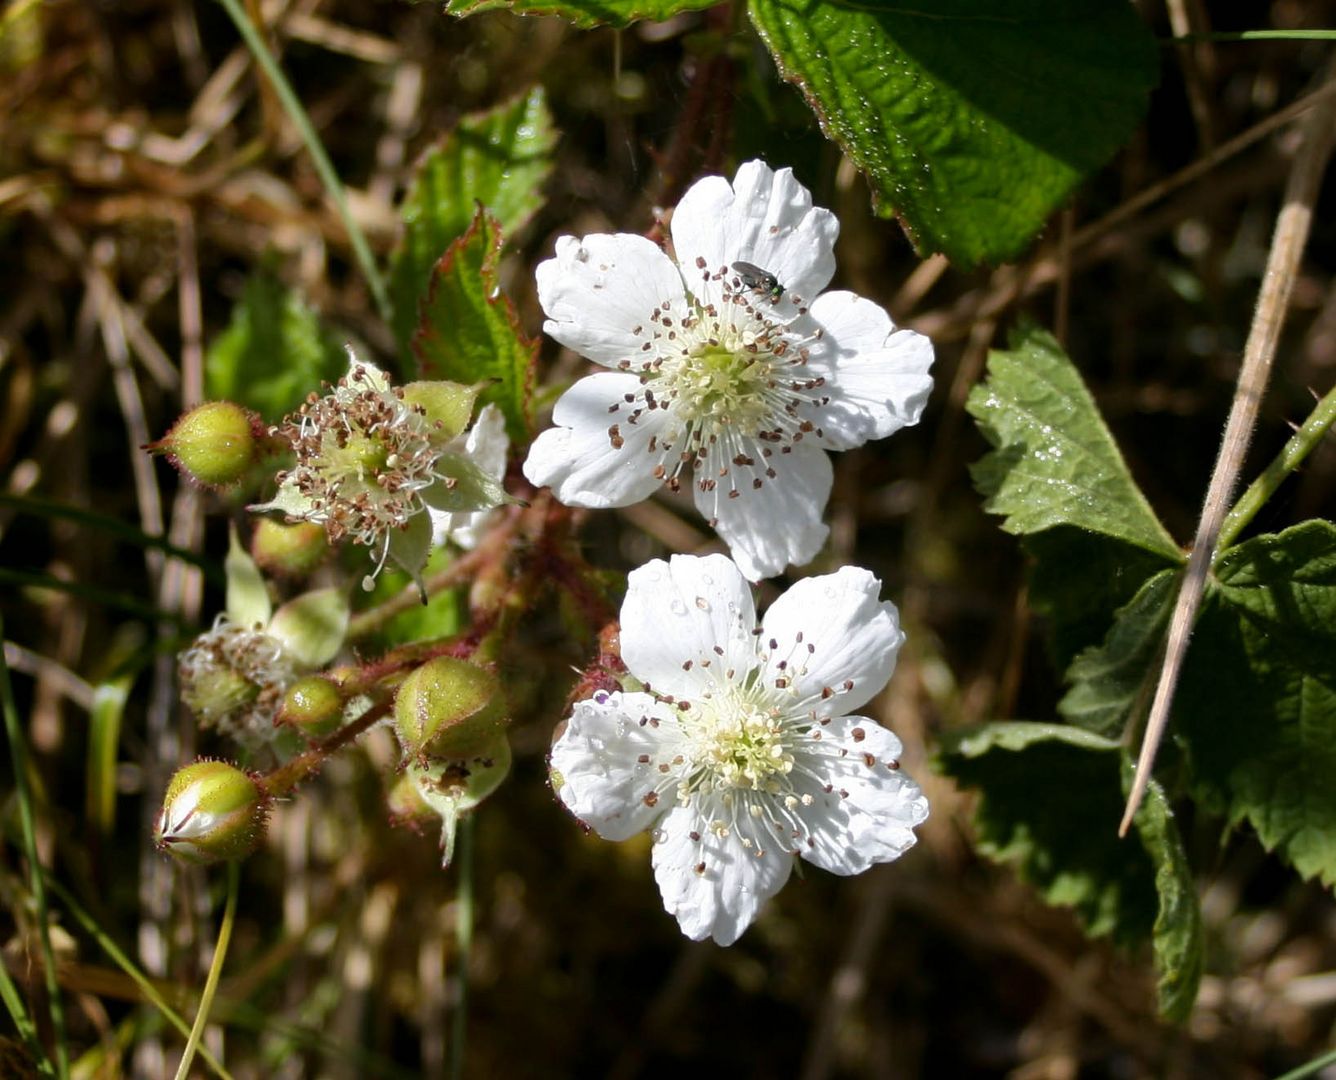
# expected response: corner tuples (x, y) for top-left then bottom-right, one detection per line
(0, 615), (69, 1080)
(214, 0), (393, 325)
(1216, 382), (1336, 552)
(1120, 63), (1336, 835)
(172, 862), (239, 1080)
(259, 701), (392, 797)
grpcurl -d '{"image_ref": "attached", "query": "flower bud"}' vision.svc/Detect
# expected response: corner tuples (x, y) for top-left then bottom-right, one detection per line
(277, 675), (343, 739)
(394, 656), (506, 761)
(154, 761), (270, 865)
(251, 519), (329, 578)
(148, 401), (258, 488)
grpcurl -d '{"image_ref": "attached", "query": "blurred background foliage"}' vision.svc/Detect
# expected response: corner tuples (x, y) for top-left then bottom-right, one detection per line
(3, 0), (1336, 1076)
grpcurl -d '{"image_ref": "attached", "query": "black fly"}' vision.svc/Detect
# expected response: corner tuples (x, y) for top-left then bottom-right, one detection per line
(731, 261), (785, 304)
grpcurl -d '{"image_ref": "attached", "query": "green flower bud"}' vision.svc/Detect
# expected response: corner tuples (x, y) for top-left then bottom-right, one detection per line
(155, 761), (270, 865)
(277, 675), (343, 739)
(251, 519), (329, 578)
(149, 401), (258, 488)
(394, 656), (507, 761)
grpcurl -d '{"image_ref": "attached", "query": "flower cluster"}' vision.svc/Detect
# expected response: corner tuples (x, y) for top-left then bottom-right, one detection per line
(523, 160), (933, 581)
(550, 553), (928, 945)
(526, 161), (933, 943)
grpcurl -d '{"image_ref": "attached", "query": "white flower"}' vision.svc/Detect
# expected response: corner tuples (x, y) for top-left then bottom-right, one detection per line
(428, 404), (509, 550)
(550, 553), (928, 945)
(523, 160), (934, 580)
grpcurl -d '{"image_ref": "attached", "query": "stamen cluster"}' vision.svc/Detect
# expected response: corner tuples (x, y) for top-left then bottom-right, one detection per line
(275, 365), (445, 549)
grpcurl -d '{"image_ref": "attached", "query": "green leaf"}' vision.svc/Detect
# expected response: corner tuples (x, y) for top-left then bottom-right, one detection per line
(205, 271), (347, 421)
(938, 722), (1156, 942)
(389, 88), (556, 356)
(441, 0), (716, 29)
(747, 0), (1158, 265)
(938, 721), (1202, 1019)
(412, 209), (538, 444)
(1058, 568), (1177, 738)
(1124, 757), (1203, 1023)
(1025, 527), (1180, 672)
(1176, 521), (1336, 886)
(967, 327), (1181, 561)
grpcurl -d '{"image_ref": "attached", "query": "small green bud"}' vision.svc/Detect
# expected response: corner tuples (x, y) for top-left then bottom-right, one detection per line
(394, 656), (506, 760)
(251, 519), (329, 578)
(155, 761), (270, 865)
(277, 675), (343, 739)
(149, 401), (259, 488)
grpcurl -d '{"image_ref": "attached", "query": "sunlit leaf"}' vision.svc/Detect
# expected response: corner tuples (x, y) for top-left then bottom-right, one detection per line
(412, 209), (538, 443)
(968, 327), (1181, 561)
(747, 0), (1157, 265)
(389, 88), (556, 357)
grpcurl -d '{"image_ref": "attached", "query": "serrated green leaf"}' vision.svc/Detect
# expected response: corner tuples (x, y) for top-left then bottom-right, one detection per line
(938, 722), (1156, 942)
(1214, 519), (1336, 678)
(967, 327), (1181, 561)
(1177, 520), (1336, 886)
(389, 88), (556, 357)
(1025, 527), (1180, 672)
(412, 209), (537, 444)
(939, 721), (1201, 1018)
(205, 271), (346, 421)
(441, 0), (715, 29)
(1124, 758), (1202, 1023)
(747, 0), (1158, 265)
(1058, 568), (1177, 738)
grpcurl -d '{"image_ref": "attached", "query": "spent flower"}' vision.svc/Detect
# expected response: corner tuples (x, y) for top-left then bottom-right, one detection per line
(550, 553), (928, 945)
(251, 351), (508, 588)
(523, 160), (934, 580)
(178, 529), (348, 744)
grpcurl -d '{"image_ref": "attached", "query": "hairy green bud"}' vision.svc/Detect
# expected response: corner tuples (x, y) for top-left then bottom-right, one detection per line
(149, 401), (259, 488)
(394, 656), (507, 761)
(155, 760), (270, 865)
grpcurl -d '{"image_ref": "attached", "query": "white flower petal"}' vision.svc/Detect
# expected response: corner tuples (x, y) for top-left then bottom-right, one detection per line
(551, 692), (680, 842)
(671, 161), (838, 319)
(651, 803), (794, 945)
(700, 446), (832, 581)
(431, 404), (510, 549)
(536, 234), (688, 367)
(806, 292), (934, 450)
(522, 373), (670, 508)
(794, 716), (928, 875)
(620, 554), (759, 697)
(761, 565), (903, 717)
